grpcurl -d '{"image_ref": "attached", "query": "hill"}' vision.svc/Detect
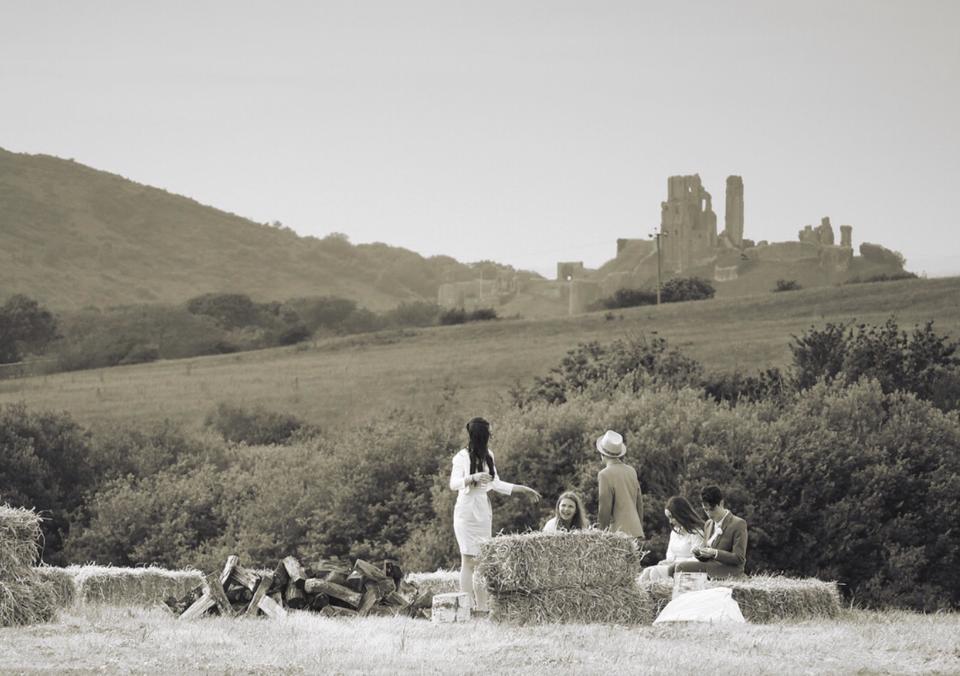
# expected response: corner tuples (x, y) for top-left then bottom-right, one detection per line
(0, 148), (521, 310)
(1, 276), (956, 429)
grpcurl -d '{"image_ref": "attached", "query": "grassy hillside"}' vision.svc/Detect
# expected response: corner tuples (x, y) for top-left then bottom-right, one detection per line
(0, 147), (511, 311)
(1, 276), (957, 429)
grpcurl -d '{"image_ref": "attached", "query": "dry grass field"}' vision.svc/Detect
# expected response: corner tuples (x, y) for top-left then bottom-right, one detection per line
(0, 605), (957, 675)
(1, 277), (958, 430)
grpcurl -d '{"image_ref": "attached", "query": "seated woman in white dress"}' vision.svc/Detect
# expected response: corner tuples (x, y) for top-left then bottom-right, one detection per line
(639, 495), (705, 582)
(542, 491), (589, 533)
(450, 417), (541, 611)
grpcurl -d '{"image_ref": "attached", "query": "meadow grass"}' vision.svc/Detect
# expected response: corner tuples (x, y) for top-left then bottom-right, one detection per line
(0, 277), (957, 430)
(0, 604), (957, 675)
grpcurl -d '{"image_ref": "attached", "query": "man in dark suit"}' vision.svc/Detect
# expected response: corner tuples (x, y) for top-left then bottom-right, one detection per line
(669, 485), (747, 579)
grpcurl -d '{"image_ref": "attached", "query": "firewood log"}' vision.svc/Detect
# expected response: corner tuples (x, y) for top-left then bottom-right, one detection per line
(357, 582), (380, 616)
(205, 571), (234, 617)
(245, 572), (274, 618)
(303, 579), (361, 608)
(353, 559), (388, 582)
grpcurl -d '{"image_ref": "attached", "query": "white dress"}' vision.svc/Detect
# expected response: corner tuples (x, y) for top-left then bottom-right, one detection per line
(449, 448), (514, 556)
(639, 530), (705, 582)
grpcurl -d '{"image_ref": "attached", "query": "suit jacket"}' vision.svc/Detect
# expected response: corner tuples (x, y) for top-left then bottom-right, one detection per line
(703, 511), (748, 571)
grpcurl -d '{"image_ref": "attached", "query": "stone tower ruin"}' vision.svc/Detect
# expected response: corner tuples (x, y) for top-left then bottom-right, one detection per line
(724, 175), (744, 246)
(659, 174), (717, 273)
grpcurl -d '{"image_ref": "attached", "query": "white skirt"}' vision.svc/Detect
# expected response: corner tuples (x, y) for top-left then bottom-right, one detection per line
(453, 493), (493, 556)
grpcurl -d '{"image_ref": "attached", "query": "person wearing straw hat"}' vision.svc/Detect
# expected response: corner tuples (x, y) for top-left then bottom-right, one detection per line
(449, 417), (541, 611)
(595, 430), (645, 539)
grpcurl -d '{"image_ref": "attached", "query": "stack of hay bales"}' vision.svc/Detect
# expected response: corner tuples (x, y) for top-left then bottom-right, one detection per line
(0, 504), (59, 626)
(478, 530), (653, 625)
(638, 573), (842, 623)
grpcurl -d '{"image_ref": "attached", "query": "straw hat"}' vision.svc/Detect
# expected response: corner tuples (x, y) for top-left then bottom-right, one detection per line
(596, 430), (626, 458)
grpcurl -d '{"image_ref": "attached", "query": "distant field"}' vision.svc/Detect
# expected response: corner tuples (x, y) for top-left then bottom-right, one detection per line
(1, 277), (958, 430)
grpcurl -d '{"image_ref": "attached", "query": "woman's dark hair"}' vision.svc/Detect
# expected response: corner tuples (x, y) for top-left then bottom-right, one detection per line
(700, 485), (724, 509)
(665, 495), (705, 536)
(555, 491), (589, 531)
(467, 417), (495, 476)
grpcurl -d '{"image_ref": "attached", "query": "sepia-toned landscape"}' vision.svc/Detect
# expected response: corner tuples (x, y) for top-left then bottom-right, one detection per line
(2, 2), (959, 674)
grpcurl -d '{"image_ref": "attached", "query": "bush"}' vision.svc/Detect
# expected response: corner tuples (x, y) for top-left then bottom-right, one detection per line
(439, 308), (468, 325)
(204, 403), (307, 445)
(0, 295), (59, 364)
(845, 271), (918, 285)
(384, 301), (441, 328)
(0, 404), (93, 564)
(518, 335), (703, 405)
(660, 276), (716, 302)
(773, 279), (802, 292)
(469, 308), (498, 321)
(186, 293), (260, 329)
(603, 288), (657, 309)
(790, 317), (960, 409)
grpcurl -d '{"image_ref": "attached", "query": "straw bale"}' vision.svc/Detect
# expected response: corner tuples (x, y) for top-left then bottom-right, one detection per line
(0, 504), (44, 572)
(0, 573), (59, 627)
(638, 574), (842, 623)
(478, 530), (641, 593)
(404, 570), (459, 597)
(67, 565), (204, 606)
(34, 566), (77, 608)
(490, 584), (655, 626)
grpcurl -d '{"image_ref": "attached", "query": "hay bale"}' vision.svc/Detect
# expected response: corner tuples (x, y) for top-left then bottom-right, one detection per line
(69, 566), (204, 606)
(34, 566), (77, 609)
(637, 574), (842, 623)
(490, 584), (655, 626)
(478, 530), (641, 593)
(0, 504), (44, 572)
(0, 505), (59, 627)
(404, 570), (459, 597)
(723, 574), (842, 623)
(0, 574), (59, 626)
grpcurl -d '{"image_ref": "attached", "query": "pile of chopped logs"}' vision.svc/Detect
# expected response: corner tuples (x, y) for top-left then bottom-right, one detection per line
(176, 555), (434, 620)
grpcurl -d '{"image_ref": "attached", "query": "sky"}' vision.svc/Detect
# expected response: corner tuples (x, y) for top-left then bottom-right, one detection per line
(2, 0), (958, 278)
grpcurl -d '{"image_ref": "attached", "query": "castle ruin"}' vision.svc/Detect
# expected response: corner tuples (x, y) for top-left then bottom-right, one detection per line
(659, 175), (717, 273)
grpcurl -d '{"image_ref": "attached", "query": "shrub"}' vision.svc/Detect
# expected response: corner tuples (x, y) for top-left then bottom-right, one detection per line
(789, 317), (960, 409)
(469, 308), (498, 321)
(519, 335), (703, 405)
(439, 308), (468, 325)
(0, 295), (59, 364)
(204, 402), (306, 445)
(0, 404), (93, 564)
(605, 288), (657, 309)
(385, 301), (441, 328)
(185, 293), (260, 329)
(660, 276), (716, 302)
(701, 368), (787, 405)
(844, 271), (919, 285)
(773, 279), (802, 292)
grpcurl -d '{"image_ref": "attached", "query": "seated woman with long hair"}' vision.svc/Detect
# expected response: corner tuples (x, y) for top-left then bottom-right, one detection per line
(638, 495), (705, 582)
(542, 491), (589, 532)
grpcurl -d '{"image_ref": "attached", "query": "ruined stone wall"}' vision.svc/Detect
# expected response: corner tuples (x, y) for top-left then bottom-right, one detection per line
(724, 176), (744, 246)
(557, 261), (586, 281)
(660, 174), (717, 273)
(749, 241), (820, 262)
(437, 279), (499, 311)
(568, 279), (602, 315)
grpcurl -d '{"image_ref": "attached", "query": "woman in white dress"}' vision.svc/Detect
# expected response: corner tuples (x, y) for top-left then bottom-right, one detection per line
(639, 495), (705, 582)
(542, 491), (589, 533)
(449, 417), (541, 610)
